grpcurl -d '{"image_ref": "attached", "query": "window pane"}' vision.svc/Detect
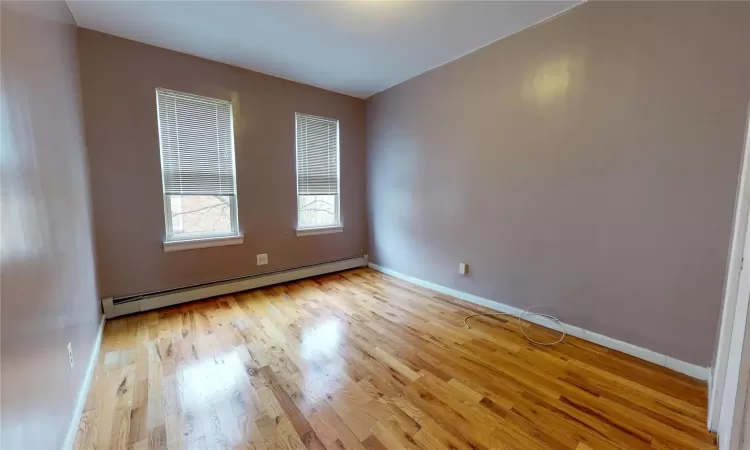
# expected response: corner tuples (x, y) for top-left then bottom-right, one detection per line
(298, 195), (337, 228)
(168, 195), (233, 238)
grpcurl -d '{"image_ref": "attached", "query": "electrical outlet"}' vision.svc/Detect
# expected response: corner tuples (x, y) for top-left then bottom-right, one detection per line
(256, 253), (268, 265)
(459, 262), (469, 275)
(67, 343), (74, 371)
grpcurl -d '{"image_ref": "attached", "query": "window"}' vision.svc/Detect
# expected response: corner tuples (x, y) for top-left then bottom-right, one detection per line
(156, 88), (240, 247)
(295, 113), (341, 234)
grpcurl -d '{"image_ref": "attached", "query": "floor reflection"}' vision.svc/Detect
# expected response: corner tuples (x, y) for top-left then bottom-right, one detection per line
(300, 318), (342, 360)
(177, 351), (241, 408)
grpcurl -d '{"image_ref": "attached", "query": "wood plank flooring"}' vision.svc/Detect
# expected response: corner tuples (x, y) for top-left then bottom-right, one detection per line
(74, 267), (716, 449)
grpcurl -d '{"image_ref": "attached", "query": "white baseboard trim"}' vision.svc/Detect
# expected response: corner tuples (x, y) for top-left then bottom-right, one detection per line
(105, 256), (368, 318)
(63, 314), (105, 450)
(368, 263), (709, 381)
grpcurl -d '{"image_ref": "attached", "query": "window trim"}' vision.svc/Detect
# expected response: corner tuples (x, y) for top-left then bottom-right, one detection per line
(155, 88), (241, 246)
(296, 225), (344, 237)
(295, 112), (342, 231)
(163, 234), (244, 252)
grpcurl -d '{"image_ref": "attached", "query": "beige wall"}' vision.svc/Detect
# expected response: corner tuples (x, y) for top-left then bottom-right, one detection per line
(366, 1), (750, 365)
(0, 2), (102, 448)
(77, 29), (367, 299)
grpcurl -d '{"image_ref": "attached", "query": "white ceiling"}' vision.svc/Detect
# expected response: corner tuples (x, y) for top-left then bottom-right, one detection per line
(67, 1), (580, 99)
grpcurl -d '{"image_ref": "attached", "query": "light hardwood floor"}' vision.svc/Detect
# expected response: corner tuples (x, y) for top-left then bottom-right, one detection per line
(74, 268), (716, 449)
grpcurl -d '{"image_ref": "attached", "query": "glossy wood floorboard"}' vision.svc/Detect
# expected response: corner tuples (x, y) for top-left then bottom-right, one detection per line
(74, 268), (716, 450)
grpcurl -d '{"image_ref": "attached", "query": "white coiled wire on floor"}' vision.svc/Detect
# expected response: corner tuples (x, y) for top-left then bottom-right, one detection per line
(462, 305), (566, 346)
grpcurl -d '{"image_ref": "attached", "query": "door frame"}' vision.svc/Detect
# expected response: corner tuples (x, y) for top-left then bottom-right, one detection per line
(710, 104), (750, 448)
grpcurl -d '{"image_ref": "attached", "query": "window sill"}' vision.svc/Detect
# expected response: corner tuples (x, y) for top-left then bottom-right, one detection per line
(296, 226), (343, 237)
(163, 234), (243, 252)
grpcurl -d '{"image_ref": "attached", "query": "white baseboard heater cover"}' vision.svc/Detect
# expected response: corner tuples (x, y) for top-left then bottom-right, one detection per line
(101, 256), (367, 318)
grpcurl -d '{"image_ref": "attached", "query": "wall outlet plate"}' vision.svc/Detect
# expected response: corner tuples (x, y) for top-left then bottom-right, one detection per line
(459, 262), (468, 275)
(67, 342), (74, 370)
(257, 253), (268, 265)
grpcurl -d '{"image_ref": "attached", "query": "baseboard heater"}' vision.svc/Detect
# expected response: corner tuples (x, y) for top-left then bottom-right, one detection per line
(101, 255), (368, 318)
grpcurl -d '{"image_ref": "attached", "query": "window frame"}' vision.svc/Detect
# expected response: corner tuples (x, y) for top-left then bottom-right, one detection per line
(294, 113), (342, 235)
(155, 88), (241, 248)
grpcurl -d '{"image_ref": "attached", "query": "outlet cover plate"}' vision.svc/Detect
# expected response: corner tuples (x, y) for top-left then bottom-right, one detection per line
(67, 342), (74, 370)
(257, 253), (268, 265)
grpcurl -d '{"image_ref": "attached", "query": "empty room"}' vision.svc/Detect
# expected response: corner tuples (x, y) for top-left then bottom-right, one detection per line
(3, 0), (750, 449)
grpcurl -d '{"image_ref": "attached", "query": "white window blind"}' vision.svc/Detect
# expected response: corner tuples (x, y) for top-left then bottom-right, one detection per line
(296, 113), (339, 196)
(156, 88), (236, 196)
(296, 113), (340, 229)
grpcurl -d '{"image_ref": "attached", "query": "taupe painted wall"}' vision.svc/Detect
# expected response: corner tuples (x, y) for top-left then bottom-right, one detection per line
(366, 1), (750, 365)
(0, 3), (102, 449)
(78, 30), (367, 299)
